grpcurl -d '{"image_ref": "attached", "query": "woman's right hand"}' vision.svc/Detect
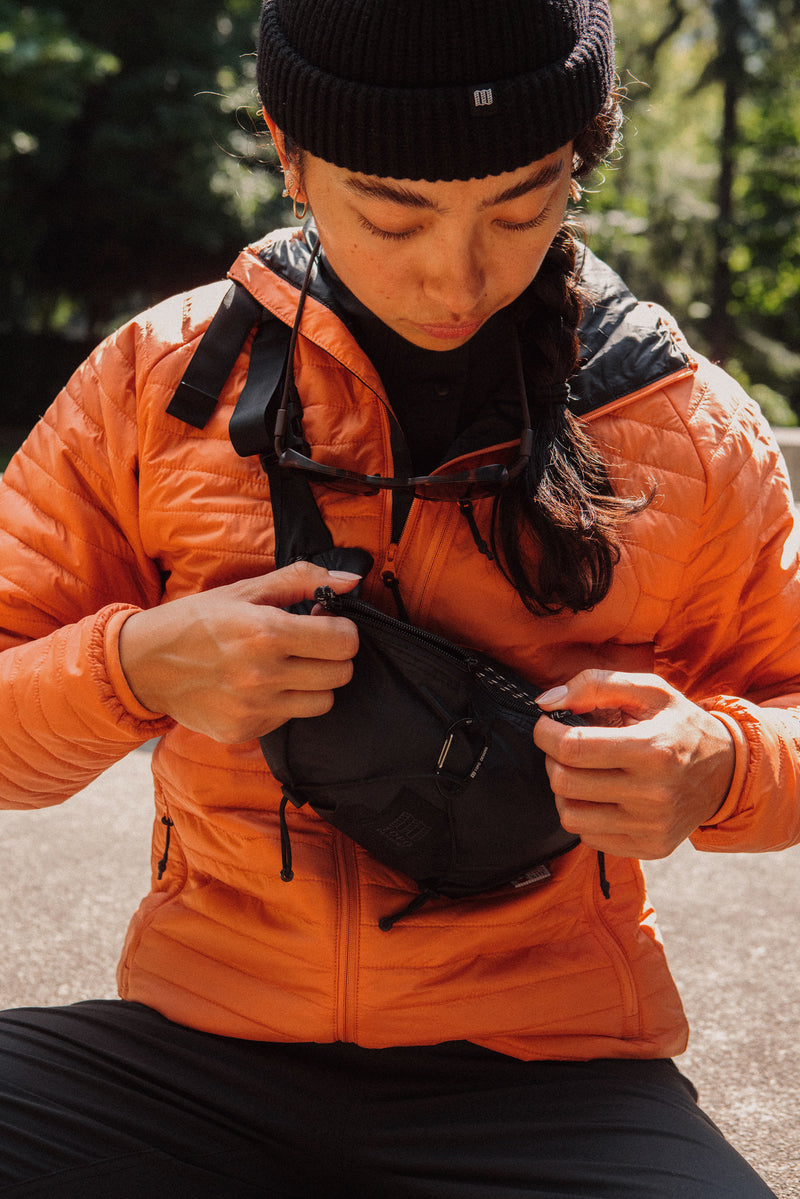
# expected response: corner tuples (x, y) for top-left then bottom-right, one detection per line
(118, 561), (361, 743)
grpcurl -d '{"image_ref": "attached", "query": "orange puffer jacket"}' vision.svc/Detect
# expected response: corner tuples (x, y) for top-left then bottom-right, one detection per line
(2, 230), (800, 1060)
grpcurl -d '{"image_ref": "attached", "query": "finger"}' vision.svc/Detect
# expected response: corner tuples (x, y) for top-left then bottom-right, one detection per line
(554, 792), (624, 836)
(272, 608), (360, 663)
(234, 561), (363, 610)
(551, 808), (654, 860)
(553, 790), (692, 861)
(536, 670), (678, 721)
(534, 715), (654, 774)
(271, 653), (355, 692)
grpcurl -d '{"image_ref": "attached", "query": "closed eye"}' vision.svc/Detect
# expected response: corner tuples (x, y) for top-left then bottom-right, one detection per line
(494, 204), (553, 232)
(357, 214), (417, 242)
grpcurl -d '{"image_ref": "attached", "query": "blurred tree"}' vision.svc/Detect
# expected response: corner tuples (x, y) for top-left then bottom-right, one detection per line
(0, 0), (286, 341)
(1, 0), (799, 430)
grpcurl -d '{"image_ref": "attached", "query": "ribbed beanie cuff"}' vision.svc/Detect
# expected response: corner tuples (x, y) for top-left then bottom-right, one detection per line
(257, 0), (614, 181)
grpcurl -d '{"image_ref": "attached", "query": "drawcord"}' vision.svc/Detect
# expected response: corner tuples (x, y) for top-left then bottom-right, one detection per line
(156, 816), (174, 880)
(279, 794), (294, 881)
(378, 890), (435, 931)
(597, 851), (611, 899)
(277, 782), (435, 928)
(458, 500), (494, 560)
(381, 570), (410, 621)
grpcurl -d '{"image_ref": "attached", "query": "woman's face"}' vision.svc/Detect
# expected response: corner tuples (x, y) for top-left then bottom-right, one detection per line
(267, 118), (573, 352)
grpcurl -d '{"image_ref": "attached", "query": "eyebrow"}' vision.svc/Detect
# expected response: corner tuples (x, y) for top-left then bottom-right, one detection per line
(481, 159), (565, 207)
(342, 159), (565, 210)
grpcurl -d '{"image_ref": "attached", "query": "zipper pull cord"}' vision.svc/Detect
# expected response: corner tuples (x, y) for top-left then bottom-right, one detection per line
(279, 793), (295, 881)
(458, 500), (494, 560)
(378, 890), (435, 931)
(156, 816), (174, 880)
(381, 570), (410, 622)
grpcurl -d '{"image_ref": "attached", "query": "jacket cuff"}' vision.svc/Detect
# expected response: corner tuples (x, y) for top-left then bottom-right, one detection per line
(691, 702), (750, 831)
(688, 694), (800, 853)
(100, 605), (173, 730)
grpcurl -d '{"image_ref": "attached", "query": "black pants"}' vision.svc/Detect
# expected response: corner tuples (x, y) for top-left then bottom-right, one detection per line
(0, 1000), (775, 1198)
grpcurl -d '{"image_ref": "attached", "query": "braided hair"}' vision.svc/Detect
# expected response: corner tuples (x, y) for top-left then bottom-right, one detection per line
(490, 96), (652, 614)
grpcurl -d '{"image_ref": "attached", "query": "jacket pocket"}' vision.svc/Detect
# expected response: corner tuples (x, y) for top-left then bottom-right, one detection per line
(587, 859), (640, 1030)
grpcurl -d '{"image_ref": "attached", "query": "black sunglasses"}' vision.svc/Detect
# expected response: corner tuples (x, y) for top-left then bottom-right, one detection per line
(273, 239), (537, 500)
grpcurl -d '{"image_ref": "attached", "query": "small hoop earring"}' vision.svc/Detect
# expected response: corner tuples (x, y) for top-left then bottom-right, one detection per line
(293, 195), (308, 221)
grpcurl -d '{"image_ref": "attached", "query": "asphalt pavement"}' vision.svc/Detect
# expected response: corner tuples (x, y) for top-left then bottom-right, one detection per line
(1, 744), (798, 1195)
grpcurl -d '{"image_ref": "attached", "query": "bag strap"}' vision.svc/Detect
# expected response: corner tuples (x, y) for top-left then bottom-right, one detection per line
(165, 275), (371, 576)
(166, 283), (264, 429)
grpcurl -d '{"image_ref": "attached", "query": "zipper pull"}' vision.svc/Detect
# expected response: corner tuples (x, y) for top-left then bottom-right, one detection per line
(381, 570), (410, 622)
(314, 585), (338, 610)
(156, 816), (174, 880)
(458, 500), (494, 560)
(279, 793), (295, 882)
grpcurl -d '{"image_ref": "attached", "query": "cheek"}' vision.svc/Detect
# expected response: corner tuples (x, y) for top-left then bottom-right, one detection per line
(319, 232), (409, 312)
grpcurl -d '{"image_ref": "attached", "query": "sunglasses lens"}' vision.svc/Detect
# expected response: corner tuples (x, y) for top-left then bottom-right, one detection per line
(310, 476), (383, 497)
(413, 464), (511, 500)
(412, 480), (496, 500)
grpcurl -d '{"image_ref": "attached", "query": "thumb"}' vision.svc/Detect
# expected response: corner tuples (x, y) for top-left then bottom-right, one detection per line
(536, 670), (675, 721)
(233, 561), (362, 610)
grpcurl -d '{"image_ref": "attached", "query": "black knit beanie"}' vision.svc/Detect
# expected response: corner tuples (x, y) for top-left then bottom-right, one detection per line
(257, 0), (615, 182)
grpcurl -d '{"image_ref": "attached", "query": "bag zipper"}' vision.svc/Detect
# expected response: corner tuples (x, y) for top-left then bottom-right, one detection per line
(314, 586), (565, 722)
(315, 586), (474, 663)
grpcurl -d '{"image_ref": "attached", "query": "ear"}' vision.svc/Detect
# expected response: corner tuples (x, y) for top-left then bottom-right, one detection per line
(262, 109), (290, 170)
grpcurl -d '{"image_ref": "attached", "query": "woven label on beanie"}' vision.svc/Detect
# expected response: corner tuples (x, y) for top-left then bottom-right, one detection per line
(471, 87), (496, 116)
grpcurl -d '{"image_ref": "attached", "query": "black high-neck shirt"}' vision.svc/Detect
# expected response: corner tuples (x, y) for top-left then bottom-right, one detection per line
(319, 256), (527, 475)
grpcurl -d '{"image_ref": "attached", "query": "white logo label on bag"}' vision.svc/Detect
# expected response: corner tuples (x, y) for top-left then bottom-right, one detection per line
(509, 864), (552, 889)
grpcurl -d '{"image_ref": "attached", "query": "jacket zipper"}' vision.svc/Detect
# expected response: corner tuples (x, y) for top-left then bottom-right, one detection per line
(586, 861), (639, 1023)
(333, 830), (361, 1042)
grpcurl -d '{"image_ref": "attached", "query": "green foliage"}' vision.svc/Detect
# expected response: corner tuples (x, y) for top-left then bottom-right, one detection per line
(581, 0), (800, 419)
(1, 0), (799, 438)
(0, 0), (289, 345)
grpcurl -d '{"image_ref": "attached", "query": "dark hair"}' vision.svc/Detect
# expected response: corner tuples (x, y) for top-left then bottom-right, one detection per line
(490, 93), (651, 615)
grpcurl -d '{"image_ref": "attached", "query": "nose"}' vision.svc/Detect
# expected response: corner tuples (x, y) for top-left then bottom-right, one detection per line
(422, 232), (486, 317)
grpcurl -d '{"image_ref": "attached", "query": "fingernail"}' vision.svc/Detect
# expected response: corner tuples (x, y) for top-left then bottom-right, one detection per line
(536, 684), (568, 707)
(328, 571), (362, 580)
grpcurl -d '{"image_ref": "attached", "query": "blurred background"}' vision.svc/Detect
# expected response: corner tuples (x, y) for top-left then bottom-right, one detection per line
(1, 0), (799, 465)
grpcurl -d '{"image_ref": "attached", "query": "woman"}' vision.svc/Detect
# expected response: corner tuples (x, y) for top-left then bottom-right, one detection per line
(0, 1), (796, 1194)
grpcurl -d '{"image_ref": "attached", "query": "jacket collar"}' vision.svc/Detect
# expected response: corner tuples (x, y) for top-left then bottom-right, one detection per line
(241, 225), (695, 420)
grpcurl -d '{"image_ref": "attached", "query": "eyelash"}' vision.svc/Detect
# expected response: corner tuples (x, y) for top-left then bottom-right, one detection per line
(495, 204), (552, 232)
(357, 215), (416, 242)
(357, 202), (553, 242)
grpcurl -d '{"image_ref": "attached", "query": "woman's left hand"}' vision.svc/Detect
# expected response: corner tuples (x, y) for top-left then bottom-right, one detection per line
(533, 671), (736, 859)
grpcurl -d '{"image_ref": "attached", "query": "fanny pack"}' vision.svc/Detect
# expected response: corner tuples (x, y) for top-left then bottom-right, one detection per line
(260, 584), (582, 926)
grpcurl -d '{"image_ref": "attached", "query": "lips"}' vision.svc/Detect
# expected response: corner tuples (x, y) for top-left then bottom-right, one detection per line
(414, 319), (484, 341)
